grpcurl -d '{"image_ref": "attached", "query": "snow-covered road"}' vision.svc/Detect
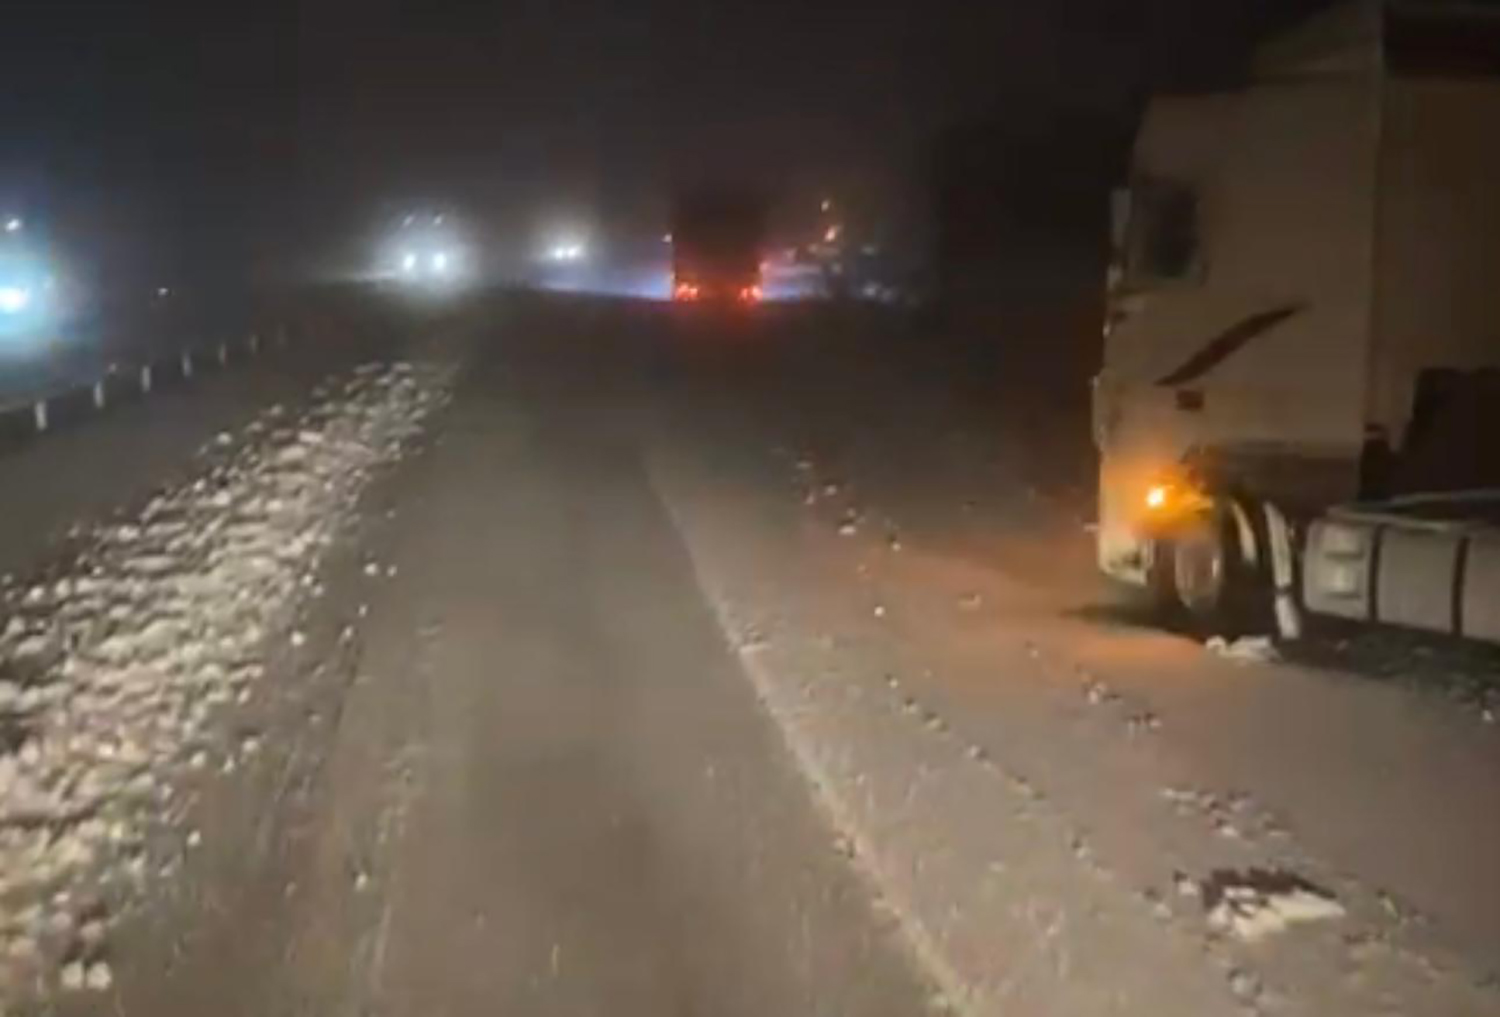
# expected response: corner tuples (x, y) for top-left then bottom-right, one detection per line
(2, 295), (1495, 1015)
(645, 303), (1500, 1015)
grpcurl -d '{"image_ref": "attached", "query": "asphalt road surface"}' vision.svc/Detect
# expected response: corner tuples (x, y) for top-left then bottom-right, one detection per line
(2, 294), (1497, 1017)
(17, 299), (935, 1017)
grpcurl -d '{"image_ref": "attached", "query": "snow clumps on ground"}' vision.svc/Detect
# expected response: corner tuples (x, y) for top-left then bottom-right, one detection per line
(0, 361), (451, 1003)
(1198, 870), (1346, 943)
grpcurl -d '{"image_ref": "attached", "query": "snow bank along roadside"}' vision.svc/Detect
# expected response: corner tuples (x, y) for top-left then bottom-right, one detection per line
(648, 445), (1500, 1017)
(0, 361), (453, 1006)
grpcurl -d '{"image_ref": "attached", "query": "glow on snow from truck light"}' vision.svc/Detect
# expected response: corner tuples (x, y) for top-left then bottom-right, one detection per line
(536, 267), (808, 303)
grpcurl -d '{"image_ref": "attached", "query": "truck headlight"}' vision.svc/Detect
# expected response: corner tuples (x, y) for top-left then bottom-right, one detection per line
(0, 286), (32, 314)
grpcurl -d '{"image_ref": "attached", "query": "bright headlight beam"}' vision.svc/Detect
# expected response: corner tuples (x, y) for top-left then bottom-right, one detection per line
(548, 241), (586, 263)
(0, 287), (31, 312)
(0, 287), (32, 314)
(401, 252), (418, 273)
(432, 251), (450, 272)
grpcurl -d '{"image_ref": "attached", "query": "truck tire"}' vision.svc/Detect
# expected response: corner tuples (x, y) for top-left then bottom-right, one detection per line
(1154, 506), (1267, 636)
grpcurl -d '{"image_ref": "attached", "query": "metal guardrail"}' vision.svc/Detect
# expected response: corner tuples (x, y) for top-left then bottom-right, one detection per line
(0, 325), (289, 452)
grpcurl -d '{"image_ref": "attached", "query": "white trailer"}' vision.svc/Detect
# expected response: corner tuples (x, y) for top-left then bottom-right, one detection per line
(1093, 1), (1500, 641)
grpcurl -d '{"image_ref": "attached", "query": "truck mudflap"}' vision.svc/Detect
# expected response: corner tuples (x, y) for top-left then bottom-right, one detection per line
(1303, 512), (1500, 644)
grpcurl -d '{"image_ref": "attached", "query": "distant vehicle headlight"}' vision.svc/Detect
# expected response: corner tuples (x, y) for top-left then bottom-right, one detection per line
(0, 286), (32, 314)
(432, 251), (450, 273)
(547, 242), (586, 263)
(400, 252), (418, 273)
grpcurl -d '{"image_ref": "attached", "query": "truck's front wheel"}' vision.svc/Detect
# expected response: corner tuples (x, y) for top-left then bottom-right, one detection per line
(1176, 516), (1230, 616)
(1153, 508), (1264, 635)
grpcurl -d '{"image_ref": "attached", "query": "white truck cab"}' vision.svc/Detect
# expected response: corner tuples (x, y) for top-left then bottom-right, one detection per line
(1096, 1), (1500, 637)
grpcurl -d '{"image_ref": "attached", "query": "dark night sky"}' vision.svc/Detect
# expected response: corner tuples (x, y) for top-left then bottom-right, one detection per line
(0, 0), (1330, 286)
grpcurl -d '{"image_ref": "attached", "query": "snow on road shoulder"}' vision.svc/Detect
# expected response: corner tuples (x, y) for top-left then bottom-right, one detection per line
(649, 442), (1500, 1017)
(649, 447), (1237, 1017)
(0, 361), (452, 1005)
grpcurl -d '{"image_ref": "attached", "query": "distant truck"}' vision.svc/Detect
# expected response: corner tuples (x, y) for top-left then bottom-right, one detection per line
(670, 191), (767, 303)
(1093, 1), (1500, 643)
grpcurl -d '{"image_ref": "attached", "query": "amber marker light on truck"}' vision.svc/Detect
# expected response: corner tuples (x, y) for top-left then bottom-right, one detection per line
(1142, 471), (1210, 517)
